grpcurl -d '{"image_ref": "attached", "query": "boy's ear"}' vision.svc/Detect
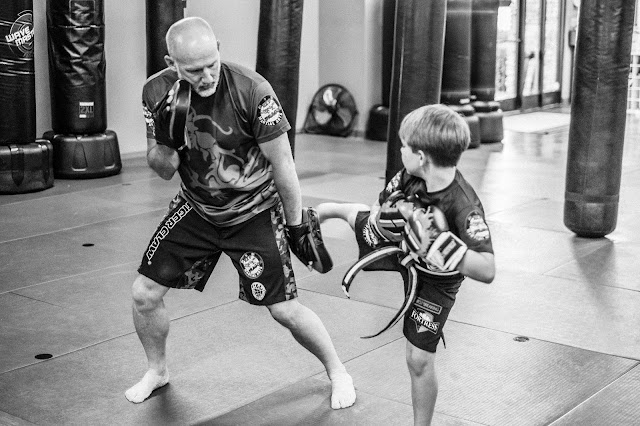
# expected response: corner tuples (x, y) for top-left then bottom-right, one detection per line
(417, 150), (427, 165)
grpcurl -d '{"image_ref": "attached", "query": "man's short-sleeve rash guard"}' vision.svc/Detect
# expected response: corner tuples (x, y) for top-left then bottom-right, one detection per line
(142, 62), (292, 227)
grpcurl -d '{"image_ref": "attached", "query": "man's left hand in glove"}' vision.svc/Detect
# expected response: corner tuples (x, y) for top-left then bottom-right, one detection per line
(151, 79), (191, 151)
(286, 207), (333, 274)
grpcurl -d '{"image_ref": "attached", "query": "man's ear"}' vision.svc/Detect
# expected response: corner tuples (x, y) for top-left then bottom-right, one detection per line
(165, 55), (177, 71)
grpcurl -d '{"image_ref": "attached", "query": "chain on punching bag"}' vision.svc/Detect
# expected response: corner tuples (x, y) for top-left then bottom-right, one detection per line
(564, 0), (636, 237)
(0, 0), (36, 145)
(47, 0), (107, 134)
(386, 0), (447, 182)
(256, 0), (303, 155)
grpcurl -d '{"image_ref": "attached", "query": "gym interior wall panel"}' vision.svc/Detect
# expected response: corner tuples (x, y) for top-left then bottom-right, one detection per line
(319, 0), (369, 134)
(297, 0), (320, 131)
(102, 0), (146, 154)
(562, 0), (580, 102)
(185, 0), (259, 70)
(365, 0), (384, 114)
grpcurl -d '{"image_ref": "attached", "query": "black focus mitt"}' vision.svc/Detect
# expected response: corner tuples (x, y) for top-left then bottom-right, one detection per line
(286, 207), (333, 274)
(151, 79), (191, 151)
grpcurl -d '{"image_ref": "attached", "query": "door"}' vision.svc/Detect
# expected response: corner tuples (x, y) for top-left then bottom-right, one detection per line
(496, 0), (520, 110)
(495, 0), (566, 111)
(541, 0), (565, 105)
(521, 0), (542, 109)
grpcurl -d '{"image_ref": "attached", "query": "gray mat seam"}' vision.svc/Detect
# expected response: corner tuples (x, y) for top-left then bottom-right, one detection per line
(197, 375), (413, 425)
(0, 207), (166, 245)
(0, 298), (243, 375)
(293, 266), (408, 313)
(296, 284), (401, 313)
(0, 261), (139, 296)
(7, 292), (65, 308)
(194, 373), (330, 422)
(449, 319), (640, 362)
(0, 175), (166, 209)
(0, 409), (36, 426)
(547, 362), (640, 425)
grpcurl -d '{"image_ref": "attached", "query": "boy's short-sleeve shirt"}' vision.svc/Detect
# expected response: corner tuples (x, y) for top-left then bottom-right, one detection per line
(381, 168), (493, 285)
(142, 62), (291, 227)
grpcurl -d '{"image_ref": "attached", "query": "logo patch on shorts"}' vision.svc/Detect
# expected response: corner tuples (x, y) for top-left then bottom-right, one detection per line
(410, 297), (442, 334)
(257, 95), (283, 126)
(465, 211), (490, 241)
(251, 282), (266, 301)
(415, 297), (443, 315)
(362, 222), (380, 247)
(240, 252), (264, 279)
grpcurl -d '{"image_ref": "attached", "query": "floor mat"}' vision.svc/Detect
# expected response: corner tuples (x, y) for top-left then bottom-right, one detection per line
(503, 112), (571, 133)
(551, 364), (640, 425)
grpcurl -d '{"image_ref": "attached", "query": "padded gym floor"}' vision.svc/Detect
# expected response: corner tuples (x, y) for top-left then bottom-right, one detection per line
(1, 108), (639, 425)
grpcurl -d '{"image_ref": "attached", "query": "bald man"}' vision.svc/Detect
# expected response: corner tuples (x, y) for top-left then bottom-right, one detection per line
(125, 17), (356, 409)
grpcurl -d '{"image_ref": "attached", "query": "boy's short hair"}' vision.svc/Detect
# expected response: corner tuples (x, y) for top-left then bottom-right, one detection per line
(398, 104), (470, 167)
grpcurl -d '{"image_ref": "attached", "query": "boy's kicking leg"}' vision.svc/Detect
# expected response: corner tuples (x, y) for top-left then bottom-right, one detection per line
(316, 202), (369, 229)
(406, 340), (438, 425)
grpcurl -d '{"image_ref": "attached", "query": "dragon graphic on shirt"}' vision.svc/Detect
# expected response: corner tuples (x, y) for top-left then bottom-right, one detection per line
(179, 111), (275, 215)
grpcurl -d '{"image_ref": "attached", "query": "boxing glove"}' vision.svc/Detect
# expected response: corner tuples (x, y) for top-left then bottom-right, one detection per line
(368, 191), (415, 243)
(404, 205), (467, 271)
(152, 79), (191, 151)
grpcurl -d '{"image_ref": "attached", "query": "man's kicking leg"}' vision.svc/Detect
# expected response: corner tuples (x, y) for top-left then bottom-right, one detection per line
(125, 274), (171, 403)
(268, 298), (356, 409)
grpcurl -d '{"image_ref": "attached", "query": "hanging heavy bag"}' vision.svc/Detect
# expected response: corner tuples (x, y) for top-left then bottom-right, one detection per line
(47, 0), (107, 134)
(0, 1), (36, 145)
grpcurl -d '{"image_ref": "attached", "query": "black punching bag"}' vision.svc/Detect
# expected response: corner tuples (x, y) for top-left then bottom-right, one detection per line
(470, 0), (499, 101)
(386, 0), (447, 181)
(0, 1), (36, 145)
(0, 1), (54, 193)
(146, 0), (184, 77)
(381, 0), (396, 107)
(441, 0), (472, 105)
(256, 0), (303, 155)
(564, 0), (636, 237)
(47, 0), (107, 134)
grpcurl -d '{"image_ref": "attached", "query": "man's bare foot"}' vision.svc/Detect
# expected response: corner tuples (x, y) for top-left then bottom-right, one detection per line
(125, 369), (169, 403)
(330, 372), (356, 409)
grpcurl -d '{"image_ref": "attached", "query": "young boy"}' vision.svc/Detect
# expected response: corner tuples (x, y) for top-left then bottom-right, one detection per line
(318, 104), (495, 425)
